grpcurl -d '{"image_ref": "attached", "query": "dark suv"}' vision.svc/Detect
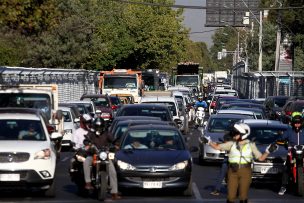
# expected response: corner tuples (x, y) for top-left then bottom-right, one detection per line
(264, 96), (289, 120)
(281, 100), (304, 123)
(80, 94), (114, 120)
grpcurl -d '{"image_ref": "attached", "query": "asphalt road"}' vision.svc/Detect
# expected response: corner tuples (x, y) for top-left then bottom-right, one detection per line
(1, 125), (304, 203)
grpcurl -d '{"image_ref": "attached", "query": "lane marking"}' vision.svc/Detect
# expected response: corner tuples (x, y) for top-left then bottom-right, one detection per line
(192, 182), (202, 200)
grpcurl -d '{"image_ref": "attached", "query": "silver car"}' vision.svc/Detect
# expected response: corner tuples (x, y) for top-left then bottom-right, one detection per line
(198, 114), (252, 164)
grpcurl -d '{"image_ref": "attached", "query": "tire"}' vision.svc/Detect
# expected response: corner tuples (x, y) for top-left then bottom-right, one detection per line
(183, 177), (193, 196)
(296, 165), (304, 196)
(97, 171), (108, 201)
(44, 179), (56, 197)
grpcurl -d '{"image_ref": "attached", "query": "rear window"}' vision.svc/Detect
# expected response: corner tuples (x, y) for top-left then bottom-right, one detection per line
(118, 107), (171, 121)
(248, 127), (287, 144)
(83, 97), (110, 107)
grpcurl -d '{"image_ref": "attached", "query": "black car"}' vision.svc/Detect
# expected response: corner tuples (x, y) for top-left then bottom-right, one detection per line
(116, 104), (173, 122)
(114, 124), (195, 195)
(240, 119), (289, 183)
(264, 96), (289, 120)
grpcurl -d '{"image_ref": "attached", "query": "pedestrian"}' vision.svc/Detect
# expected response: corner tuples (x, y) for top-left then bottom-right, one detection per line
(202, 123), (278, 203)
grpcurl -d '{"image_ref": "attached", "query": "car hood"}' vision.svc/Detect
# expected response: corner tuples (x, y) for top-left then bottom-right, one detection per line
(116, 150), (190, 166)
(254, 143), (287, 159)
(202, 131), (226, 143)
(0, 141), (52, 152)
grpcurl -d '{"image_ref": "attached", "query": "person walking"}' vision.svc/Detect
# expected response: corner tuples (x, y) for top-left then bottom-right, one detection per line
(202, 123), (278, 203)
(278, 111), (304, 195)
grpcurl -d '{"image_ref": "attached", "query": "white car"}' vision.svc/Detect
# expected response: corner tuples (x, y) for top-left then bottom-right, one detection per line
(58, 106), (80, 148)
(0, 108), (60, 197)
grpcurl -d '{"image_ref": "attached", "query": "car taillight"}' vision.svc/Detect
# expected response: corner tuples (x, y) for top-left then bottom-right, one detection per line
(111, 105), (118, 110)
(47, 125), (55, 134)
(210, 101), (216, 108)
(286, 111), (292, 116)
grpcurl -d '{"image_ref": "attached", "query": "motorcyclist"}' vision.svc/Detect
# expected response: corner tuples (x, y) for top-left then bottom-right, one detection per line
(83, 117), (121, 200)
(72, 114), (93, 149)
(194, 95), (207, 109)
(278, 111), (304, 195)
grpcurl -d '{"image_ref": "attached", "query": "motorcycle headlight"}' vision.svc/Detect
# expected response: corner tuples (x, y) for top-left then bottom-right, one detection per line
(169, 160), (188, 171)
(99, 152), (108, 160)
(117, 160), (136, 170)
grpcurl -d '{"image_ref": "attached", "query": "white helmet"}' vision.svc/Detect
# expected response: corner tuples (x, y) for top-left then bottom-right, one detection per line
(233, 123), (250, 140)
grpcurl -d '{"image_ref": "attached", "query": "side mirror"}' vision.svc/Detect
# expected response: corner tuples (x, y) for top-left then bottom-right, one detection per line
(50, 132), (62, 140)
(74, 118), (80, 123)
(174, 119), (182, 125)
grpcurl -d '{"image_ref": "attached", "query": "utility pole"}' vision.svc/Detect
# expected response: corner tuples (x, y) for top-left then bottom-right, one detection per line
(258, 10), (263, 72)
(274, 1), (282, 71)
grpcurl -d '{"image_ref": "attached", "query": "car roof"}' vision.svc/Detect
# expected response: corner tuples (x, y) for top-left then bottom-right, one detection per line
(81, 94), (108, 98)
(66, 100), (93, 104)
(126, 124), (178, 131)
(58, 106), (72, 111)
(217, 109), (255, 115)
(209, 113), (252, 119)
(120, 103), (169, 109)
(240, 119), (289, 128)
(117, 120), (171, 125)
(0, 108), (42, 120)
(113, 116), (161, 121)
(141, 96), (176, 102)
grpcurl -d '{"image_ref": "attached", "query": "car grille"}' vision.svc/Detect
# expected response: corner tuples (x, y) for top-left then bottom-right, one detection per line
(0, 152), (30, 163)
(256, 157), (284, 164)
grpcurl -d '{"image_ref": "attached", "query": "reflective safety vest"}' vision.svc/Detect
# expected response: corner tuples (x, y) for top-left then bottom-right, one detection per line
(228, 142), (253, 164)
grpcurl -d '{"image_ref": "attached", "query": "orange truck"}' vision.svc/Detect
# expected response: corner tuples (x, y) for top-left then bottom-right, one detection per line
(98, 69), (144, 103)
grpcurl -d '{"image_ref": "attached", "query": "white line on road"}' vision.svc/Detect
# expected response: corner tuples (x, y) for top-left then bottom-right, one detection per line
(192, 182), (202, 200)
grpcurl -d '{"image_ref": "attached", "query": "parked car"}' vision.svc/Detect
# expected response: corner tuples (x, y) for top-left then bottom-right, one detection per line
(239, 119), (289, 183)
(198, 114), (252, 164)
(281, 100), (304, 124)
(80, 94), (113, 121)
(0, 108), (60, 197)
(114, 124), (196, 195)
(264, 96), (289, 120)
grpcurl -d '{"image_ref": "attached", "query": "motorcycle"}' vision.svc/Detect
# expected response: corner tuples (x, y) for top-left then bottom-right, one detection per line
(195, 107), (205, 128)
(69, 145), (115, 201)
(288, 144), (304, 196)
(277, 140), (304, 196)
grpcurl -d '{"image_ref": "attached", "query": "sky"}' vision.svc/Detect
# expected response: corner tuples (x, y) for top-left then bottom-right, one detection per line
(175, 0), (215, 48)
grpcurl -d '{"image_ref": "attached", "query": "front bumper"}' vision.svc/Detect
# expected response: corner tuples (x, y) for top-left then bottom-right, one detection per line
(0, 169), (54, 189)
(117, 169), (191, 189)
(251, 162), (284, 182)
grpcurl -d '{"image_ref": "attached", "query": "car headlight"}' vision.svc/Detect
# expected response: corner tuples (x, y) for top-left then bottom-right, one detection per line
(99, 151), (108, 160)
(117, 160), (136, 170)
(169, 160), (188, 171)
(34, 148), (51, 160)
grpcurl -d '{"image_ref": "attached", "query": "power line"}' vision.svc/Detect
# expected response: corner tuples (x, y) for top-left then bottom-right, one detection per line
(110, 0), (304, 10)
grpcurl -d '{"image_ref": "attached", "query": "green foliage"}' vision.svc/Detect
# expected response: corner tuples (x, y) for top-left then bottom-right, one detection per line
(0, 0), (208, 71)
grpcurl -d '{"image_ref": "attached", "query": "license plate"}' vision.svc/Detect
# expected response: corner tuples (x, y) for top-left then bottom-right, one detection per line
(143, 181), (162, 189)
(0, 174), (20, 181)
(261, 166), (278, 174)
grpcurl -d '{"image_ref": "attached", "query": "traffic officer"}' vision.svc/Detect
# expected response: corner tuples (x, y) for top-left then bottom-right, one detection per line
(202, 123), (278, 203)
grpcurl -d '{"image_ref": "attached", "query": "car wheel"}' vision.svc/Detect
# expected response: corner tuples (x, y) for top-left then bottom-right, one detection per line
(183, 177), (193, 196)
(44, 179), (56, 197)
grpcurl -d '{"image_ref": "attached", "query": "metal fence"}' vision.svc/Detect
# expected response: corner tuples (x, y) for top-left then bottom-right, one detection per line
(0, 66), (100, 102)
(232, 61), (304, 99)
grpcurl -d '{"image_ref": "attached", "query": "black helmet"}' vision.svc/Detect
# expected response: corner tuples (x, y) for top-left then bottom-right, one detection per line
(94, 117), (105, 135)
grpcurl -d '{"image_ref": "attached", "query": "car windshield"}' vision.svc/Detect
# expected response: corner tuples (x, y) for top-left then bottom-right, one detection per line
(142, 102), (177, 116)
(62, 111), (72, 122)
(111, 97), (121, 105)
(248, 127), (287, 144)
(119, 107), (171, 121)
(208, 118), (242, 132)
(104, 76), (137, 89)
(0, 120), (46, 141)
(274, 98), (288, 107)
(0, 93), (52, 120)
(121, 129), (184, 150)
(176, 76), (198, 86)
(83, 97), (109, 108)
